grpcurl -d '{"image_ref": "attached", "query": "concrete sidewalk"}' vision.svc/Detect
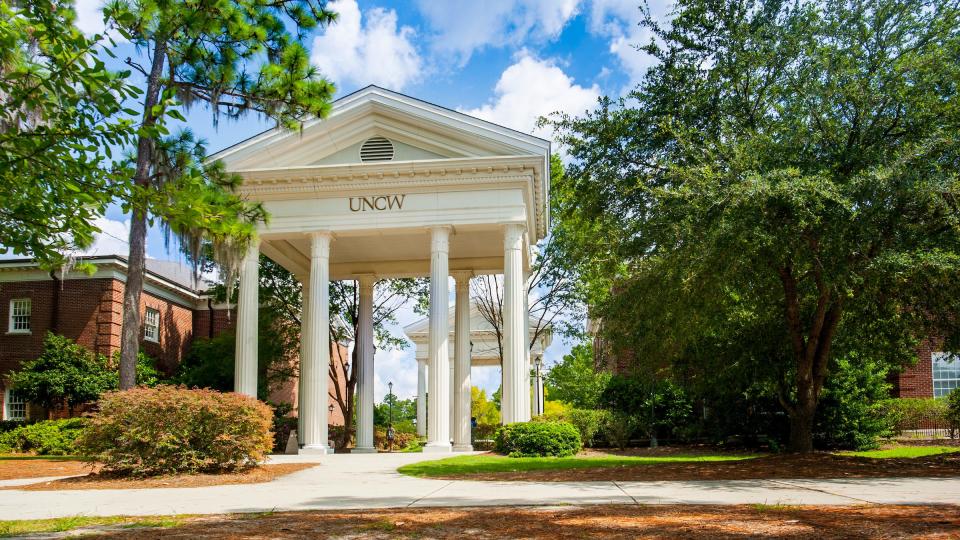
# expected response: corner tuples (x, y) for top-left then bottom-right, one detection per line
(1, 452), (958, 520)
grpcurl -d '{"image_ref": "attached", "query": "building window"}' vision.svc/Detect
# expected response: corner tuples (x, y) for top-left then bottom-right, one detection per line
(3, 389), (27, 421)
(143, 307), (160, 343)
(932, 352), (960, 398)
(7, 298), (31, 333)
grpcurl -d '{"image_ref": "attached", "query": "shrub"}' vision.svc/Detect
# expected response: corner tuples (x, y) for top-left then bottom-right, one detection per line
(77, 386), (273, 476)
(882, 398), (949, 434)
(604, 412), (636, 450)
(601, 376), (693, 443)
(374, 428), (417, 451)
(0, 419), (86, 455)
(814, 355), (894, 450)
(948, 388), (960, 432)
(495, 421), (582, 457)
(536, 409), (609, 448)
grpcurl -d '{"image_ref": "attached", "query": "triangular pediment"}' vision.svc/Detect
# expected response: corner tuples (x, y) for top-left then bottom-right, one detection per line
(211, 86), (550, 171)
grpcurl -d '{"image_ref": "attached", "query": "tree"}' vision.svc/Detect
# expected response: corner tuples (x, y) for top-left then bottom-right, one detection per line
(471, 386), (500, 425)
(543, 343), (610, 409)
(9, 333), (160, 414)
(0, 1), (138, 269)
(551, 0), (960, 451)
(472, 156), (584, 362)
(101, 0), (337, 388)
(373, 395), (416, 433)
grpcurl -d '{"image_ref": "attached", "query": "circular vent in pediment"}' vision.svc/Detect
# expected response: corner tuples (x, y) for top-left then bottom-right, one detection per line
(359, 136), (395, 162)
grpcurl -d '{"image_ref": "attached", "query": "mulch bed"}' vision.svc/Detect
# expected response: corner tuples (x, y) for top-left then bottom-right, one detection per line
(443, 452), (960, 482)
(73, 504), (960, 539)
(5, 463), (315, 490)
(0, 458), (94, 480)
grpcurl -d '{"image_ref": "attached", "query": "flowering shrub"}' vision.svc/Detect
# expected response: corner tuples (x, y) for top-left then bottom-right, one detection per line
(495, 421), (582, 457)
(77, 386), (273, 476)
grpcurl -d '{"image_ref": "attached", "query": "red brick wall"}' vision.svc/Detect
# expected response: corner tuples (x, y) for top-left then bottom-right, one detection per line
(891, 338), (937, 398)
(0, 277), (197, 381)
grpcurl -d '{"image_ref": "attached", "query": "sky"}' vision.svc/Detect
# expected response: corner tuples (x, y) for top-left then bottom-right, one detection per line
(59, 0), (672, 402)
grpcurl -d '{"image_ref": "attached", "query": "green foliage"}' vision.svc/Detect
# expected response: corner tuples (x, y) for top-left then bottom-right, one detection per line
(600, 376), (693, 442)
(0, 1), (139, 268)
(0, 419), (86, 456)
(176, 306), (297, 401)
(814, 356), (894, 450)
(883, 398), (950, 434)
(603, 413), (636, 451)
(543, 343), (610, 409)
(9, 334), (115, 411)
(536, 409), (609, 448)
(374, 395), (416, 434)
(550, 0), (960, 452)
(77, 386), (273, 476)
(948, 388), (960, 430)
(495, 421), (582, 458)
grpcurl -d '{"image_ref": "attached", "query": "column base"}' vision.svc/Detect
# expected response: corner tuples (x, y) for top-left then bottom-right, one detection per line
(299, 445), (333, 455)
(452, 444), (474, 452)
(422, 442), (453, 453)
(351, 447), (377, 454)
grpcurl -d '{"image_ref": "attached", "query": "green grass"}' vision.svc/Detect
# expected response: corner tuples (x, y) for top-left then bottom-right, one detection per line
(0, 515), (191, 537)
(397, 453), (760, 477)
(837, 446), (960, 459)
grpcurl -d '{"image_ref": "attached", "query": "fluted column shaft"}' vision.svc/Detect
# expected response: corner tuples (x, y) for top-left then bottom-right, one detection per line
(502, 224), (528, 424)
(424, 226), (452, 452)
(298, 280), (309, 445)
(301, 232), (332, 454)
(354, 275), (376, 453)
(234, 240), (260, 398)
(452, 271), (473, 451)
(416, 359), (427, 437)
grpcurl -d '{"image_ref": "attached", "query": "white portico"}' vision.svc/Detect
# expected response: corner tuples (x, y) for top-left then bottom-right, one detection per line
(213, 86), (550, 454)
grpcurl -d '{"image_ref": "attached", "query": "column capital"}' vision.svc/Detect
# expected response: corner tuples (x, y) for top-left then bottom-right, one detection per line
(503, 223), (526, 250)
(355, 273), (377, 292)
(451, 270), (473, 285)
(430, 225), (452, 253)
(307, 231), (333, 258)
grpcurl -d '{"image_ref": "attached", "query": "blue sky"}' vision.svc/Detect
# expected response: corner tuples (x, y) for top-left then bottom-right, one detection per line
(66, 0), (671, 401)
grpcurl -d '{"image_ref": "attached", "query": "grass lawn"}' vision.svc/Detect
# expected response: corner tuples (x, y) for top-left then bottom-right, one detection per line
(0, 454), (84, 461)
(837, 445), (960, 459)
(397, 453), (758, 477)
(0, 515), (191, 537)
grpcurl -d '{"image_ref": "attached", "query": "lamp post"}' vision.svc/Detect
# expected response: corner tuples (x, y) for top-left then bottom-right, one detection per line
(387, 381), (395, 452)
(328, 403), (335, 450)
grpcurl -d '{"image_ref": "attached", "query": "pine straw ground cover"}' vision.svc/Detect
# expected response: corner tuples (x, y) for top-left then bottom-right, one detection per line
(399, 446), (960, 482)
(2, 504), (958, 539)
(0, 456), (91, 480)
(0, 463), (315, 490)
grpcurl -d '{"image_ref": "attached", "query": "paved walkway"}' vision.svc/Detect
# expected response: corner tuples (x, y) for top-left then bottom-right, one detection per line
(1, 452), (959, 520)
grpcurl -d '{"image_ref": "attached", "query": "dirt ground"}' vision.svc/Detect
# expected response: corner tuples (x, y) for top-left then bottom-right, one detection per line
(0, 458), (94, 480)
(444, 452), (960, 482)
(72, 504), (960, 539)
(4, 463), (315, 490)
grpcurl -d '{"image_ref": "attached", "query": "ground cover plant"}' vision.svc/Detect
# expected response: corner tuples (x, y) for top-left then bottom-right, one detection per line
(77, 386), (273, 476)
(495, 421), (582, 457)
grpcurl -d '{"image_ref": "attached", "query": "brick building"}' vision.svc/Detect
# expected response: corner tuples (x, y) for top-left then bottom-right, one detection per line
(0, 256), (345, 422)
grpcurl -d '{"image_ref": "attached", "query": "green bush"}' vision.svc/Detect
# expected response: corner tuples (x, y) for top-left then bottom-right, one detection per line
(601, 376), (693, 442)
(537, 409), (610, 448)
(814, 356), (894, 450)
(948, 388), (960, 431)
(882, 397), (949, 434)
(77, 386), (273, 476)
(0, 419), (86, 455)
(604, 412), (636, 450)
(495, 421), (582, 457)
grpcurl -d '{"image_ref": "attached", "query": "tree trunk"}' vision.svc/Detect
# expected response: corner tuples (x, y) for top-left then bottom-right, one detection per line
(788, 403), (816, 453)
(118, 41), (168, 389)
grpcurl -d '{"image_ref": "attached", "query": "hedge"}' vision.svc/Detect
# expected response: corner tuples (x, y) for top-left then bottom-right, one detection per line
(495, 421), (582, 457)
(77, 386), (273, 476)
(0, 418), (86, 455)
(536, 409), (609, 448)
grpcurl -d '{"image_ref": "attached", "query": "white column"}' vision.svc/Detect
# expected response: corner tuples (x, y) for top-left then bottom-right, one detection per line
(502, 224), (528, 424)
(522, 274), (532, 419)
(416, 359), (427, 437)
(234, 240), (259, 398)
(452, 271), (473, 451)
(298, 279), (309, 445)
(354, 275), (376, 453)
(300, 231), (332, 454)
(424, 226), (452, 452)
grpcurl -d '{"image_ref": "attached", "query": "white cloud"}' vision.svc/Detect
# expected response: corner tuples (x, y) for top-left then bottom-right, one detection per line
(74, 0), (107, 35)
(460, 54), (600, 138)
(588, 0), (675, 87)
(79, 216), (131, 257)
(415, 0), (582, 65)
(310, 0), (422, 90)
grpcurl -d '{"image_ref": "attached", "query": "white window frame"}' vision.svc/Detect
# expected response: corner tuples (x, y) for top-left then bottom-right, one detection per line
(3, 389), (27, 421)
(7, 298), (31, 334)
(143, 307), (160, 343)
(932, 352), (960, 398)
